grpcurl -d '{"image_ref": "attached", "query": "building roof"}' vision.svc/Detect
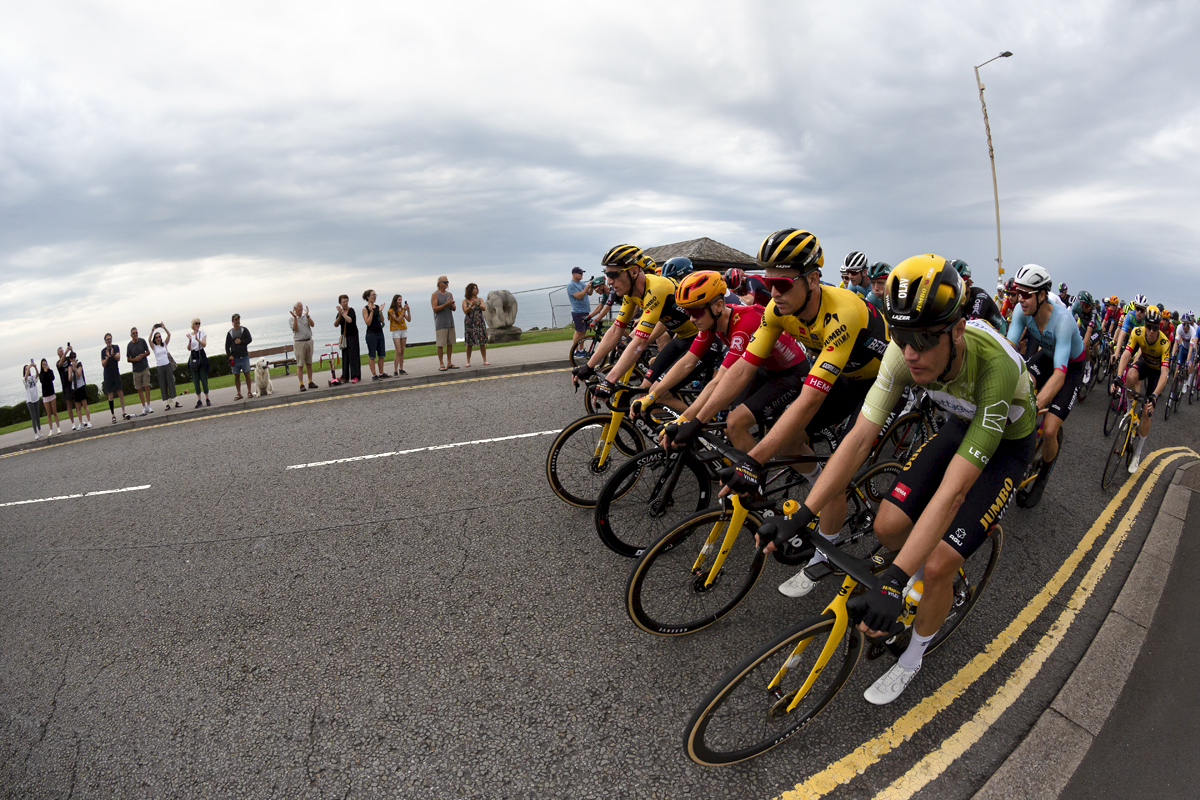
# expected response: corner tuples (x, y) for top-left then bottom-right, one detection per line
(641, 237), (756, 270)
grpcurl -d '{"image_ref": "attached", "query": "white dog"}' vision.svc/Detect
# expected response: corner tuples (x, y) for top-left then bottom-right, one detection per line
(253, 358), (274, 396)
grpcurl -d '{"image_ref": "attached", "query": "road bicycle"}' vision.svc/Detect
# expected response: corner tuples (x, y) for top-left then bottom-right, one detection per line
(1014, 409), (1059, 508)
(569, 319), (613, 369)
(1103, 373), (1130, 437)
(1163, 365), (1183, 421)
(624, 442), (904, 636)
(683, 504), (1002, 766)
(1102, 387), (1147, 490)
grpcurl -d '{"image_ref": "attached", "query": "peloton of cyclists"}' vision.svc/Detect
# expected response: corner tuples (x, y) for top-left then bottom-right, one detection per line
(1113, 307), (1172, 473)
(1172, 313), (1197, 396)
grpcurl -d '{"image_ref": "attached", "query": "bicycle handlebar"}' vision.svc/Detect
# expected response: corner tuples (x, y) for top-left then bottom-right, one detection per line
(755, 516), (881, 591)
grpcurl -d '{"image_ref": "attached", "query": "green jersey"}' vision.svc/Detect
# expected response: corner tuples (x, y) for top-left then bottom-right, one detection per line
(862, 320), (1037, 469)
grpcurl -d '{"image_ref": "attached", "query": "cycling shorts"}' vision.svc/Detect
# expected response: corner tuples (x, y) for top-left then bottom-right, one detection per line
(1027, 348), (1083, 421)
(644, 335), (723, 388)
(1174, 345), (1191, 367)
(1130, 358), (1161, 398)
(740, 364), (807, 430)
(806, 377), (873, 441)
(885, 415), (1035, 559)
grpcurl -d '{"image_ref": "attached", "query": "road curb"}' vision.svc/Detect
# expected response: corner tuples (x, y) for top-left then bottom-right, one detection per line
(973, 459), (1199, 800)
(0, 358), (569, 458)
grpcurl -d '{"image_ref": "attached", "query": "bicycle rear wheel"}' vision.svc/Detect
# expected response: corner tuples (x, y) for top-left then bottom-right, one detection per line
(684, 612), (863, 766)
(1164, 387), (1173, 420)
(1103, 390), (1124, 436)
(593, 447), (712, 558)
(546, 414), (645, 508)
(625, 506), (767, 636)
(871, 411), (934, 464)
(1101, 415), (1131, 490)
(925, 525), (1003, 654)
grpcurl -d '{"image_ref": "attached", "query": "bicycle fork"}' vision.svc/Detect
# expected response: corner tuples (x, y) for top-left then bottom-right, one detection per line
(690, 495), (751, 587)
(769, 579), (856, 714)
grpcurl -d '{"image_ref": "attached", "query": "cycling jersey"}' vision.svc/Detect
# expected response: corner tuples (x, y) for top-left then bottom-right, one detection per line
(839, 280), (870, 299)
(965, 286), (1007, 335)
(688, 304), (807, 372)
(1121, 311), (1145, 334)
(865, 291), (885, 315)
(612, 273), (698, 340)
(1102, 306), (1122, 325)
(744, 285), (889, 393)
(1126, 326), (1171, 370)
(863, 321), (1037, 470)
(1071, 302), (1100, 338)
(1007, 300), (1086, 372)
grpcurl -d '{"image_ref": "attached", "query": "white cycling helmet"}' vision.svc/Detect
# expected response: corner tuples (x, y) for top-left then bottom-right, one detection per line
(841, 251), (868, 275)
(1014, 263), (1052, 292)
(1132, 293), (1149, 308)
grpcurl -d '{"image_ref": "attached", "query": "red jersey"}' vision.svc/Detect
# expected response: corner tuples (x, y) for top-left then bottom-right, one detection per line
(688, 305), (807, 372)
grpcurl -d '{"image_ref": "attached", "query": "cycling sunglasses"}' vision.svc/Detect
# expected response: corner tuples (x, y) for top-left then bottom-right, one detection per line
(604, 270), (624, 280)
(1146, 322), (1160, 330)
(1015, 289), (1038, 300)
(891, 324), (954, 353)
(685, 306), (712, 320)
(761, 275), (800, 293)
(844, 268), (864, 277)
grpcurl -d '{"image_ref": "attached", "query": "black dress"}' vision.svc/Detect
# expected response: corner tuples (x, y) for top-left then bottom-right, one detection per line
(339, 308), (362, 381)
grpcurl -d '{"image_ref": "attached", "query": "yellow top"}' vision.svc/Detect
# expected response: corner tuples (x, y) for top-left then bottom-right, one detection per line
(613, 273), (698, 340)
(388, 308), (407, 331)
(1126, 326), (1169, 370)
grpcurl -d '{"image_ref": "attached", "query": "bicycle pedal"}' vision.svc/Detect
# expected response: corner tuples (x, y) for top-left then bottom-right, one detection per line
(803, 561), (834, 582)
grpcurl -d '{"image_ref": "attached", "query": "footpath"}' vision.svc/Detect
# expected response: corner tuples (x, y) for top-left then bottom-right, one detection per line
(0, 340), (571, 456)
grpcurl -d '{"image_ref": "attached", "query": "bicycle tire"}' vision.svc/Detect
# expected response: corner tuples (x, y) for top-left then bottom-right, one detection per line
(684, 612), (863, 766)
(546, 414), (646, 508)
(1164, 388), (1172, 420)
(593, 447), (712, 558)
(1103, 389), (1124, 437)
(871, 411), (934, 465)
(1101, 415), (1130, 490)
(924, 524), (1003, 654)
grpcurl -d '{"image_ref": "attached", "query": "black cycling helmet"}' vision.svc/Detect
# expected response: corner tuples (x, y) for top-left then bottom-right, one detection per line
(884, 255), (965, 330)
(951, 259), (971, 279)
(757, 229), (823, 272)
(601, 244), (646, 271)
(662, 257), (694, 281)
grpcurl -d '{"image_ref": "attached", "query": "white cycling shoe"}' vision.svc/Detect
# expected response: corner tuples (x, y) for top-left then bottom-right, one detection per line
(864, 663), (920, 705)
(778, 565), (818, 598)
(1128, 454), (1142, 474)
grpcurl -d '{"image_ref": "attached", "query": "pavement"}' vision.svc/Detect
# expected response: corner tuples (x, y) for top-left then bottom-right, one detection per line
(0, 339), (572, 456)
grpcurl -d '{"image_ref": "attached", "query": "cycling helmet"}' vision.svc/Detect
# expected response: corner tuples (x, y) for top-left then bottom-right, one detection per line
(662, 257), (694, 281)
(674, 271), (728, 308)
(867, 261), (892, 279)
(1058, 282), (1069, 293)
(1014, 264), (1052, 292)
(1004, 277), (1017, 293)
(601, 244), (646, 271)
(723, 267), (746, 292)
(884, 255), (965, 329)
(757, 229), (824, 272)
(841, 251), (869, 274)
(1145, 307), (1162, 326)
(951, 259), (971, 279)
(1132, 293), (1148, 308)
(1077, 290), (1094, 306)
(590, 275), (606, 289)
(643, 257), (660, 275)
(1157, 302), (1165, 312)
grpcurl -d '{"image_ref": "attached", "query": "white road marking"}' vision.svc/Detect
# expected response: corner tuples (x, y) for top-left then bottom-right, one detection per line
(0, 484), (151, 509)
(285, 430), (561, 470)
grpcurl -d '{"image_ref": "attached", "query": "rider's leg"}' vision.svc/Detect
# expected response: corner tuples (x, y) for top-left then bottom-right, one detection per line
(1041, 413), (1062, 464)
(724, 404), (757, 452)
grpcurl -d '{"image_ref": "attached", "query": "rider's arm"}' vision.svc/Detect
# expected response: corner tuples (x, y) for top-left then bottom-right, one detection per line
(1117, 343), (1133, 377)
(583, 296), (635, 370)
(686, 357), (756, 422)
(646, 348), (701, 398)
(1005, 305), (1027, 347)
(745, 384), (826, 463)
(893, 455), (984, 575)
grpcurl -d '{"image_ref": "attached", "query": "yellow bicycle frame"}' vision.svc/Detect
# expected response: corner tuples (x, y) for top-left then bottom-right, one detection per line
(690, 495), (751, 587)
(769, 577), (856, 713)
(591, 364), (640, 468)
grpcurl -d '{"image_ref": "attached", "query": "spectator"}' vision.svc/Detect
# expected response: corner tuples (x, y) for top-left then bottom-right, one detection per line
(568, 267), (593, 356)
(290, 302), (318, 392)
(149, 324), (180, 411)
(68, 352), (92, 428)
(127, 326), (154, 416)
(56, 347), (78, 429)
(100, 333), (131, 423)
(388, 294), (411, 376)
(362, 290), (388, 381)
(463, 283), (489, 367)
(225, 313), (254, 400)
(186, 318), (211, 408)
(334, 295), (361, 383)
(432, 276), (458, 370)
(38, 358), (62, 435)
(23, 365), (43, 440)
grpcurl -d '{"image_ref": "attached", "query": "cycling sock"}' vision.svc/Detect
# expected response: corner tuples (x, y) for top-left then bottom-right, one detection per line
(1134, 434), (1147, 457)
(899, 630), (935, 671)
(806, 530), (839, 567)
(792, 462), (824, 485)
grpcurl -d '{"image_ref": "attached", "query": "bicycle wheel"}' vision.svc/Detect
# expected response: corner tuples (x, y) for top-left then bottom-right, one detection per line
(569, 333), (599, 369)
(1103, 389), (1124, 436)
(1077, 359), (1092, 402)
(594, 447), (712, 558)
(626, 506), (767, 636)
(837, 461), (902, 560)
(1101, 415), (1130, 490)
(684, 612), (863, 766)
(871, 411), (934, 464)
(924, 525), (1003, 654)
(546, 414), (646, 508)
(1164, 387), (1173, 420)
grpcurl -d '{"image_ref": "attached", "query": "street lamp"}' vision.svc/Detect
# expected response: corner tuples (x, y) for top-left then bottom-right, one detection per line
(975, 51), (1012, 287)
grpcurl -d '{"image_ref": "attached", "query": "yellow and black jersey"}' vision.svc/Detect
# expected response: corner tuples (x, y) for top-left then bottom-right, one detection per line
(744, 285), (889, 393)
(613, 273), (698, 340)
(1126, 326), (1170, 370)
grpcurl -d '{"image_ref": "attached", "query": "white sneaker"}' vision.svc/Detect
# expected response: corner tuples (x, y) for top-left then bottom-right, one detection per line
(778, 568), (817, 598)
(55, 427), (62, 435)
(1129, 454), (1141, 474)
(84, 421), (92, 428)
(34, 432), (41, 440)
(72, 423), (79, 431)
(864, 663), (920, 705)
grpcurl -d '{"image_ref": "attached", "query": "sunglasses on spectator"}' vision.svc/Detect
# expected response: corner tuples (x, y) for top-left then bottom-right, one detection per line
(761, 275), (800, 293)
(891, 324), (954, 352)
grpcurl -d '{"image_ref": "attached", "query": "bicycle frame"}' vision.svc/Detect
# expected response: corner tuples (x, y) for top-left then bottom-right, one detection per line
(771, 574), (859, 713)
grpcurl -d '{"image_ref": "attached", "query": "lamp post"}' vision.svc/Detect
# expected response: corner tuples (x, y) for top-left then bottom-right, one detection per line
(975, 51), (1012, 287)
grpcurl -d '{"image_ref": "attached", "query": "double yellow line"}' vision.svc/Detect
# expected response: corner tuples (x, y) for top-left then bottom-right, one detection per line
(778, 446), (1198, 800)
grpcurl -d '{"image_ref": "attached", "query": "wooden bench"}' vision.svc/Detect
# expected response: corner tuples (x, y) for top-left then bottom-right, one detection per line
(247, 345), (297, 374)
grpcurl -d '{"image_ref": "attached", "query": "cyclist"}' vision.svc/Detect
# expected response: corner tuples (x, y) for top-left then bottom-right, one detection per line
(865, 262), (892, 314)
(1170, 312), (1195, 396)
(1114, 294), (1149, 366)
(954, 260), (1007, 334)
(1058, 282), (1072, 306)
(1071, 291), (1101, 378)
(1005, 264), (1086, 507)
(760, 255), (1036, 704)
(1113, 307), (1171, 473)
(585, 275), (616, 328)
(1161, 309), (1176, 345)
(661, 256), (694, 282)
(671, 228), (890, 598)
(724, 267), (772, 307)
(840, 251), (871, 298)
(1102, 296), (1123, 338)
(637, 271), (809, 451)
(1000, 278), (1019, 322)
(570, 244), (700, 398)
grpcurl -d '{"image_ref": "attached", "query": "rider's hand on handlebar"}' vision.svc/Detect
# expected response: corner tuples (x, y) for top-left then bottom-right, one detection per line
(593, 378), (617, 400)
(664, 417), (702, 448)
(571, 364), (594, 387)
(630, 391), (657, 417)
(721, 453), (763, 497)
(859, 564), (910, 638)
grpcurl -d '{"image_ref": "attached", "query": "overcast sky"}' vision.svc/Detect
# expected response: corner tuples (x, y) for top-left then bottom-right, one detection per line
(3, 0), (1198, 401)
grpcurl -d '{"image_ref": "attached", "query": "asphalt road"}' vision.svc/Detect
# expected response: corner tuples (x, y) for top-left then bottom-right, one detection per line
(2, 368), (1198, 799)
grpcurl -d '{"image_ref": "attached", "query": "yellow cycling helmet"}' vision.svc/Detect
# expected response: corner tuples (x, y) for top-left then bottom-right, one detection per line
(884, 254), (965, 329)
(601, 244), (647, 271)
(756, 228), (824, 272)
(642, 256), (660, 275)
(674, 271), (728, 308)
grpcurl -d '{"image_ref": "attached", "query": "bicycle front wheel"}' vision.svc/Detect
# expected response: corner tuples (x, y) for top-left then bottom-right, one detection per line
(626, 506), (766, 636)
(546, 414), (645, 508)
(1101, 415), (1130, 490)
(1103, 390), (1124, 436)
(684, 612), (863, 766)
(593, 447), (712, 558)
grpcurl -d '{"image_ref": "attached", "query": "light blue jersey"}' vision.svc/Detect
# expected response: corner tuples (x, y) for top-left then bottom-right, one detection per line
(1007, 300), (1085, 372)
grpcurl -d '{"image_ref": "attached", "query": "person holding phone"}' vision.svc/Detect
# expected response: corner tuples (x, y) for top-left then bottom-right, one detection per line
(186, 318), (211, 407)
(432, 276), (457, 370)
(38, 359), (62, 434)
(100, 333), (131, 423)
(68, 352), (92, 428)
(388, 294), (411, 375)
(56, 346), (78, 429)
(23, 364), (43, 440)
(362, 289), (388, 381)
(290, 302), (318, 392)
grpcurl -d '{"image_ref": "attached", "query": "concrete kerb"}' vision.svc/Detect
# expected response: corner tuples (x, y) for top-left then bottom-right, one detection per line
(973, 459), (1200, 800)
(0, 358), (570, 458)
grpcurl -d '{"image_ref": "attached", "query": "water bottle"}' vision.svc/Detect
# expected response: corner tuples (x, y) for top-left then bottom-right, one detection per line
(898, 580), (924, 629)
